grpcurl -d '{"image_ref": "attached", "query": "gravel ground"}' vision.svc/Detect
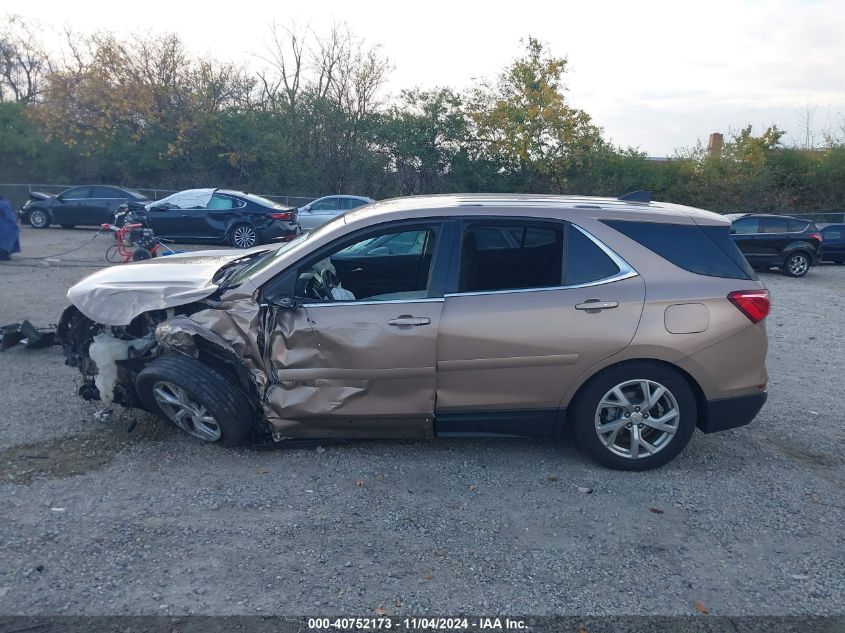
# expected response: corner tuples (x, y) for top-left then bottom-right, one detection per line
(0, 226), (843, 616)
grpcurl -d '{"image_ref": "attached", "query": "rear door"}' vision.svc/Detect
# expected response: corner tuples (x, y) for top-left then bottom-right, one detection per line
(730, 217), (764, 262)
(758, 217), (792, 263)
(435, 219), (645, 436)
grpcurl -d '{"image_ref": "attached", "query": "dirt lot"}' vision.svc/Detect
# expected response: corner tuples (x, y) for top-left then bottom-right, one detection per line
(0, 226), (843, 616)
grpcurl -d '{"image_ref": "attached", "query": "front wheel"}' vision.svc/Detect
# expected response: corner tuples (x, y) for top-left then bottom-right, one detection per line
(136, 354), (254, 446)
(229, 223), (259, 249)
(28, 208), (50, 228)
(571, 363), (697, 470)
(782, 252), (810, 277)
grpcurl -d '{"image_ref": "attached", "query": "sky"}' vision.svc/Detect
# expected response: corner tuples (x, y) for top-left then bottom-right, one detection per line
(11, 0), (845, 155)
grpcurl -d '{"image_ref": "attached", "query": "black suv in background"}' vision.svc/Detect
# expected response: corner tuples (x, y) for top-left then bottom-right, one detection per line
(726, 213), (822, 277)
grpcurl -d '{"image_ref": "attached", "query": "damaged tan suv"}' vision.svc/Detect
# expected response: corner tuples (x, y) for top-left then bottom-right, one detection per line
(58, 193), (770, 470)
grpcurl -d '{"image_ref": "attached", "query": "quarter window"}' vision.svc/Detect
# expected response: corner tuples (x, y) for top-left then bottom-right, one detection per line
(458, 222), (563, 292)
(310, 198), (339, 212)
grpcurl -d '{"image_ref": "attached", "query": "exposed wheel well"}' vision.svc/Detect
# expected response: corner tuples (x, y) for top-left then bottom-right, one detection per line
(561, 358), (708, 435)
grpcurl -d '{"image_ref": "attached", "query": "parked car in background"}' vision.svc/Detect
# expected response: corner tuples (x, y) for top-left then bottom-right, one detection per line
(297, 195), (374, 231)
(819, 223), (845, 263)
(132, 188), (300, 249)
(726, 213), (822, 277)
(59, 193), (769, 471)
(18, 185), (149, 229)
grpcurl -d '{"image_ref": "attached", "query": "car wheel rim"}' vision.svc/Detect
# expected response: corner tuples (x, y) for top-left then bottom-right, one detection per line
(594, 379), (680, 459)
(30, 210), (47, 227)
(233, 226), (256, 248)
(151, 381), (222, 442)
(789, 255), (808, 275)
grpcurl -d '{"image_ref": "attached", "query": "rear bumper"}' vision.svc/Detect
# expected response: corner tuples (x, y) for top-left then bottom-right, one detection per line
(699, 391), (767, 434)
(257, 221), (300, 243)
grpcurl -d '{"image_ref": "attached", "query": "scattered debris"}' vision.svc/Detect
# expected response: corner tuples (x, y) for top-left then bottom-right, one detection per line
(790, 573), (809, 580)
(1, 321), (56, 351)
(374, 607), (388, 616)
(355, 479), (365, 487)
(693, 600), (709, 614)
(547, 475), (559, 482)
(256, 467), (268, 475)
(577, 486), (593, 494)
(50, 507), (66, 512)
(467, 484), (477, 492)
(94, 408), (114, 423)
(316, 446), (326, 454)
(649, 507), (665, 514)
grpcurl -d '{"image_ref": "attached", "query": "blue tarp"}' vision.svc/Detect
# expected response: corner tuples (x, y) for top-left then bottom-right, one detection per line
(0, 197), (21, 256)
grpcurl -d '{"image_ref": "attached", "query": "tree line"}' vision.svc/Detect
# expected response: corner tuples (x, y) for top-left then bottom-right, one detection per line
(1, 17), (844, 213)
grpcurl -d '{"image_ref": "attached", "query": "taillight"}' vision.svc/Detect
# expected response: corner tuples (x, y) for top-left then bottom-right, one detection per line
(728, 289), (771, 323)
(809, 232), (822, 242)
(269, 212), (294, 221)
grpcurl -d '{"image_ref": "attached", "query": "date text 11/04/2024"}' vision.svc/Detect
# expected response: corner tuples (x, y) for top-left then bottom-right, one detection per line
(307, 617), (528, 630)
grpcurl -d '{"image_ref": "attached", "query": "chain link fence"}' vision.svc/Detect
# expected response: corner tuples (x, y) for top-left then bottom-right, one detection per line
(0, 183), (316, 211)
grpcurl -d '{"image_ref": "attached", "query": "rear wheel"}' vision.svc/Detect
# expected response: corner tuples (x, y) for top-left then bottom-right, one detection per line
(571, 362), (697, 470)
(132, 248), (152, 261)
(229, 223), (258, 249)
(28, 208), (50, 228)
(782, 251), (810, 277)
(136, 354), (254, 446)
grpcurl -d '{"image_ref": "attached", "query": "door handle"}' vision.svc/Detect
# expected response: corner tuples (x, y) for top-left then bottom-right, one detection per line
(388, 316), (431, 327)
(575, 300), (619, 311)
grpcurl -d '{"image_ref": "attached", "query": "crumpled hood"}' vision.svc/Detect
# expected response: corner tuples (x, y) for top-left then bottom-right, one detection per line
(67, 247), (269, 326)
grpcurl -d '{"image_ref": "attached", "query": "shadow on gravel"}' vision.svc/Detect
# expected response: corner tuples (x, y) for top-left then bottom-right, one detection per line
(0, 413), (170, 485)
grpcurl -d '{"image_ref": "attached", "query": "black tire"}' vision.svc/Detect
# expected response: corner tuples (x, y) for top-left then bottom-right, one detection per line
(781, 251), (811, 277)
(571, 362), (697, 471)
(136, 354), (254, 447)
(132, 248), (152, 261)
(229, 223), (259, 249)
(61, 224), (75, 229)
(28, 208), (50, 229)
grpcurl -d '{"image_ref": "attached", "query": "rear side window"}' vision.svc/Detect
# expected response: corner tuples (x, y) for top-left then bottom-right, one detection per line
(602, 220), (755, 280)
(823, 227), (843, 240)
(564, 227), (620, 285)
(760, 218), (789, 233)
(788, 220), (810, 232)
(459, 222), (563, 292)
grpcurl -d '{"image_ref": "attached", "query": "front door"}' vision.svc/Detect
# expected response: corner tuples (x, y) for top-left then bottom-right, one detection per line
(52, 186), (92, 226)
(435, 220), (646, 437)
(261, 221), (452, 438)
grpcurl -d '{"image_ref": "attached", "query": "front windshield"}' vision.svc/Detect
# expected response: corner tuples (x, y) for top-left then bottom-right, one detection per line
(222, 213), (348, 287)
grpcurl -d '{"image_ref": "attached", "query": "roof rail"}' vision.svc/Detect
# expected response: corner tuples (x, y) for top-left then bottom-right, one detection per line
(618, 190), (652, 203)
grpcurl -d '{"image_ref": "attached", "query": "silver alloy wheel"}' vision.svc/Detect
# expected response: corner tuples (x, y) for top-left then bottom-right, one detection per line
(151, 380), (222, 442)
(29, 209), (48, 228)
(232, 225), (257, 248)
(594, 379), (680, 459)
(788, 253), (809, 276)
